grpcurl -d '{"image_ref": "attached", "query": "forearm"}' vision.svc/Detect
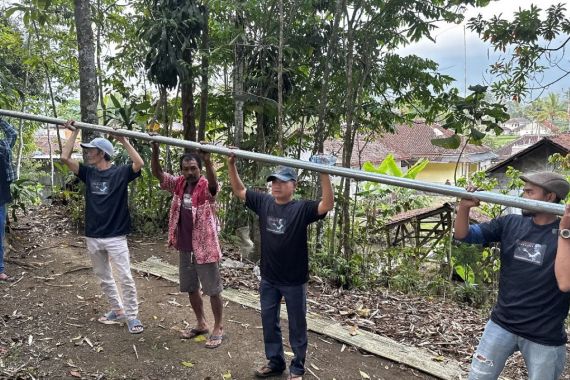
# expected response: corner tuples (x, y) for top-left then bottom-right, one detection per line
(122, 139), (144, 172)
(454, 205), (472, 240)
(555, 238), (570, 292)
(150, 147), (163, 180)
(228, 162), (246, 200)
(61, 129), (80, 160)
(318, 173), (334, 214)
(204, 159), (218, 189)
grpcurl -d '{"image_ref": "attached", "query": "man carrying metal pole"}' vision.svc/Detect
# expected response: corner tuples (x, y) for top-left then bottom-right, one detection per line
(150, 142), (224, 348)
(228, 153), (334, 380)
(60, 121), (144, 334)
(454, 172), (570, 380)
(0, 117), (17, 282)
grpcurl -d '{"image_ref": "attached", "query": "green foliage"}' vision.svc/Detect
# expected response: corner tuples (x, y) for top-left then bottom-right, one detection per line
(468, 4), (570, 99)
(140, 0), (205, 89)
(433, 85), (510, 149)
(9, 178), (43, 221)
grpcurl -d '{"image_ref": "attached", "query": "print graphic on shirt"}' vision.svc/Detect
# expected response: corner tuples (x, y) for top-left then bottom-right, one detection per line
(91, 181), (110, 195)
(183, 193), (192, 209)
(514, 240), (546, 266)
(267, 215), (286, 234)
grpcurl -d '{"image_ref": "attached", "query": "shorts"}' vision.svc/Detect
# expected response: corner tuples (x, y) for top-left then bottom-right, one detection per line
(179, 251), (223, 296)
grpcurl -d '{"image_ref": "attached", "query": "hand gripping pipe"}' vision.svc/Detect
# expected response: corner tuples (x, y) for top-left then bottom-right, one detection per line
(0, 108), (566, 216)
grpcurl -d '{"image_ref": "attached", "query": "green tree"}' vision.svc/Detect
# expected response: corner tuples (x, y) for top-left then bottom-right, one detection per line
(469, 3), (570, 100)
(528, 92), (568, 124)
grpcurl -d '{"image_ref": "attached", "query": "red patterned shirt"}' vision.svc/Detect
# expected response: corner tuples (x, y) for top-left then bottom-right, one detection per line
(160, 173), (222, 264)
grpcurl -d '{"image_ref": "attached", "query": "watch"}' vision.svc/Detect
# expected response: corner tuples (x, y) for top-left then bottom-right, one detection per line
(560, 229), (570, 239)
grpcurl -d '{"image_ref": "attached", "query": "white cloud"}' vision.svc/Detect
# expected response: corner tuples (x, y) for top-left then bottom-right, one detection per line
(397, 0), (569, 95)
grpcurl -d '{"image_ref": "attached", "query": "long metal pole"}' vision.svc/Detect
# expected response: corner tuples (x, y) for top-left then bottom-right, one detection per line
(0, 108), (566, 216)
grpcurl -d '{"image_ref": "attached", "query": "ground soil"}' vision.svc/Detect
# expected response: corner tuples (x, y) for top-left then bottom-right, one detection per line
(3, 205), (570, 380)
(1, 206), (435, 380)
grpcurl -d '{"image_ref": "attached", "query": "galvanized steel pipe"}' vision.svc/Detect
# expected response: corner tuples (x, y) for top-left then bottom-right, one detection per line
(0, 108), (566, 216)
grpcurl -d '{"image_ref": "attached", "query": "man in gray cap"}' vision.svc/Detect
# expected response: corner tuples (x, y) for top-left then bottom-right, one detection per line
(60, 121), (144, 334)
(454, 171), (570, 380)
(227, 160), (334, 380)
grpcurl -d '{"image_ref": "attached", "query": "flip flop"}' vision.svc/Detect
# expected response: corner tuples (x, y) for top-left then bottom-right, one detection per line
(205, 334), (224, 349)
(181, 327), (209, 339)
(0, 273), (13, 283)
(98, 310), (127, 325)
(127, 318), (144, 334)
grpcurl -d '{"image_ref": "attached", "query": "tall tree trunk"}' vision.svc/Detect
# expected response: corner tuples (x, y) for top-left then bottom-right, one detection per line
(198, 3), (210, 143)
(32, 21), (63, 153)
(96, 0), (107, 125)
(312, 0), (344, 154)
(73, 0), (99, 142)
(277, 0), (284, 152)
(341, 6), (358, 260)
(181, 49), (196, 144)
(16, 32), (32, 179)
(233, 4), (245, 148)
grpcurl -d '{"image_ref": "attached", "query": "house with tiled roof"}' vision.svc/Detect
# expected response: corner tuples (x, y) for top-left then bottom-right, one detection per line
(324, 122), (496, 184)
(501, 117), (560, 136)
(487, 133), (570, 185)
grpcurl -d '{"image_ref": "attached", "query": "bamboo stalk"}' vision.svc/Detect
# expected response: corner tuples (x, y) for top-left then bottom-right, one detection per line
(0, 108), (565, 216)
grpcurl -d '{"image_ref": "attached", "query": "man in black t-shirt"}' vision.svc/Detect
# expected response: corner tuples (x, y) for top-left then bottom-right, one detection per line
(60, 120), (144, 334)
(228, 156), (334, 380)
(455, 171), (570, 380)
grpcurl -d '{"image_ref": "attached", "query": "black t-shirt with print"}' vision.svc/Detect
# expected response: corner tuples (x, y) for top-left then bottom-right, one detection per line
(245, 189), (326, 286)
(77, 164), (140, 238)
(476, 214), (570, 346)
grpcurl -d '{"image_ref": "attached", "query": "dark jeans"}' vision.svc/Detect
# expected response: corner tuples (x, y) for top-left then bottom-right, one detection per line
(260, 278), (308, 376)
(0, 203), (5, 274)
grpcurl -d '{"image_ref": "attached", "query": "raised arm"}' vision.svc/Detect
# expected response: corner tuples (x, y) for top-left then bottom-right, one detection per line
(317, 173), (334, 215)
(199, 143), (218, 194)
(60, 120), (80, 175)
(0, 118), (17, 148)
(555, 204), (570, 292)
(454, 186), (480, 240)
(150, 142), (164, 182)
(114, 135), (144, 173)
(227, 153), (246, 201)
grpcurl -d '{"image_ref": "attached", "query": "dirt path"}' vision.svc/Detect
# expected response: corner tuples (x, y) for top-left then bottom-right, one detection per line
(1, 212), (436, 379)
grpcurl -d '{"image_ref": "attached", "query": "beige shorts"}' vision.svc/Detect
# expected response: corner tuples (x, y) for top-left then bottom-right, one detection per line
(179, 251), (223, 296)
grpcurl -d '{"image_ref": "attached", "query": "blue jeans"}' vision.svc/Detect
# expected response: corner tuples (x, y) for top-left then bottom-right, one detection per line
(469, 319), (566, 380)
(260, 279), (308, 376)
(0, 203), (5, 274)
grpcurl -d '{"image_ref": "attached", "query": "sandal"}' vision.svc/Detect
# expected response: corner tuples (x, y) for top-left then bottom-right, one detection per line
(98, 310), (126, 325)
(0, 273), (13, 283)
(127, 318), (144, 334)
(181, 327), (209, 339)
(205, 333), (224, 349)
(254, 365), (284, 378)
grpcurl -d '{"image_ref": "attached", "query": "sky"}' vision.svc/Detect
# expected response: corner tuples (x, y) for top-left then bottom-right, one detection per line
(398, 0), (570, 101)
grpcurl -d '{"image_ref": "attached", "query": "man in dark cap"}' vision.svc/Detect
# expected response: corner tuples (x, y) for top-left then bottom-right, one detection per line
(227, 159), (334, 380)
(454, 171), (570, 380)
